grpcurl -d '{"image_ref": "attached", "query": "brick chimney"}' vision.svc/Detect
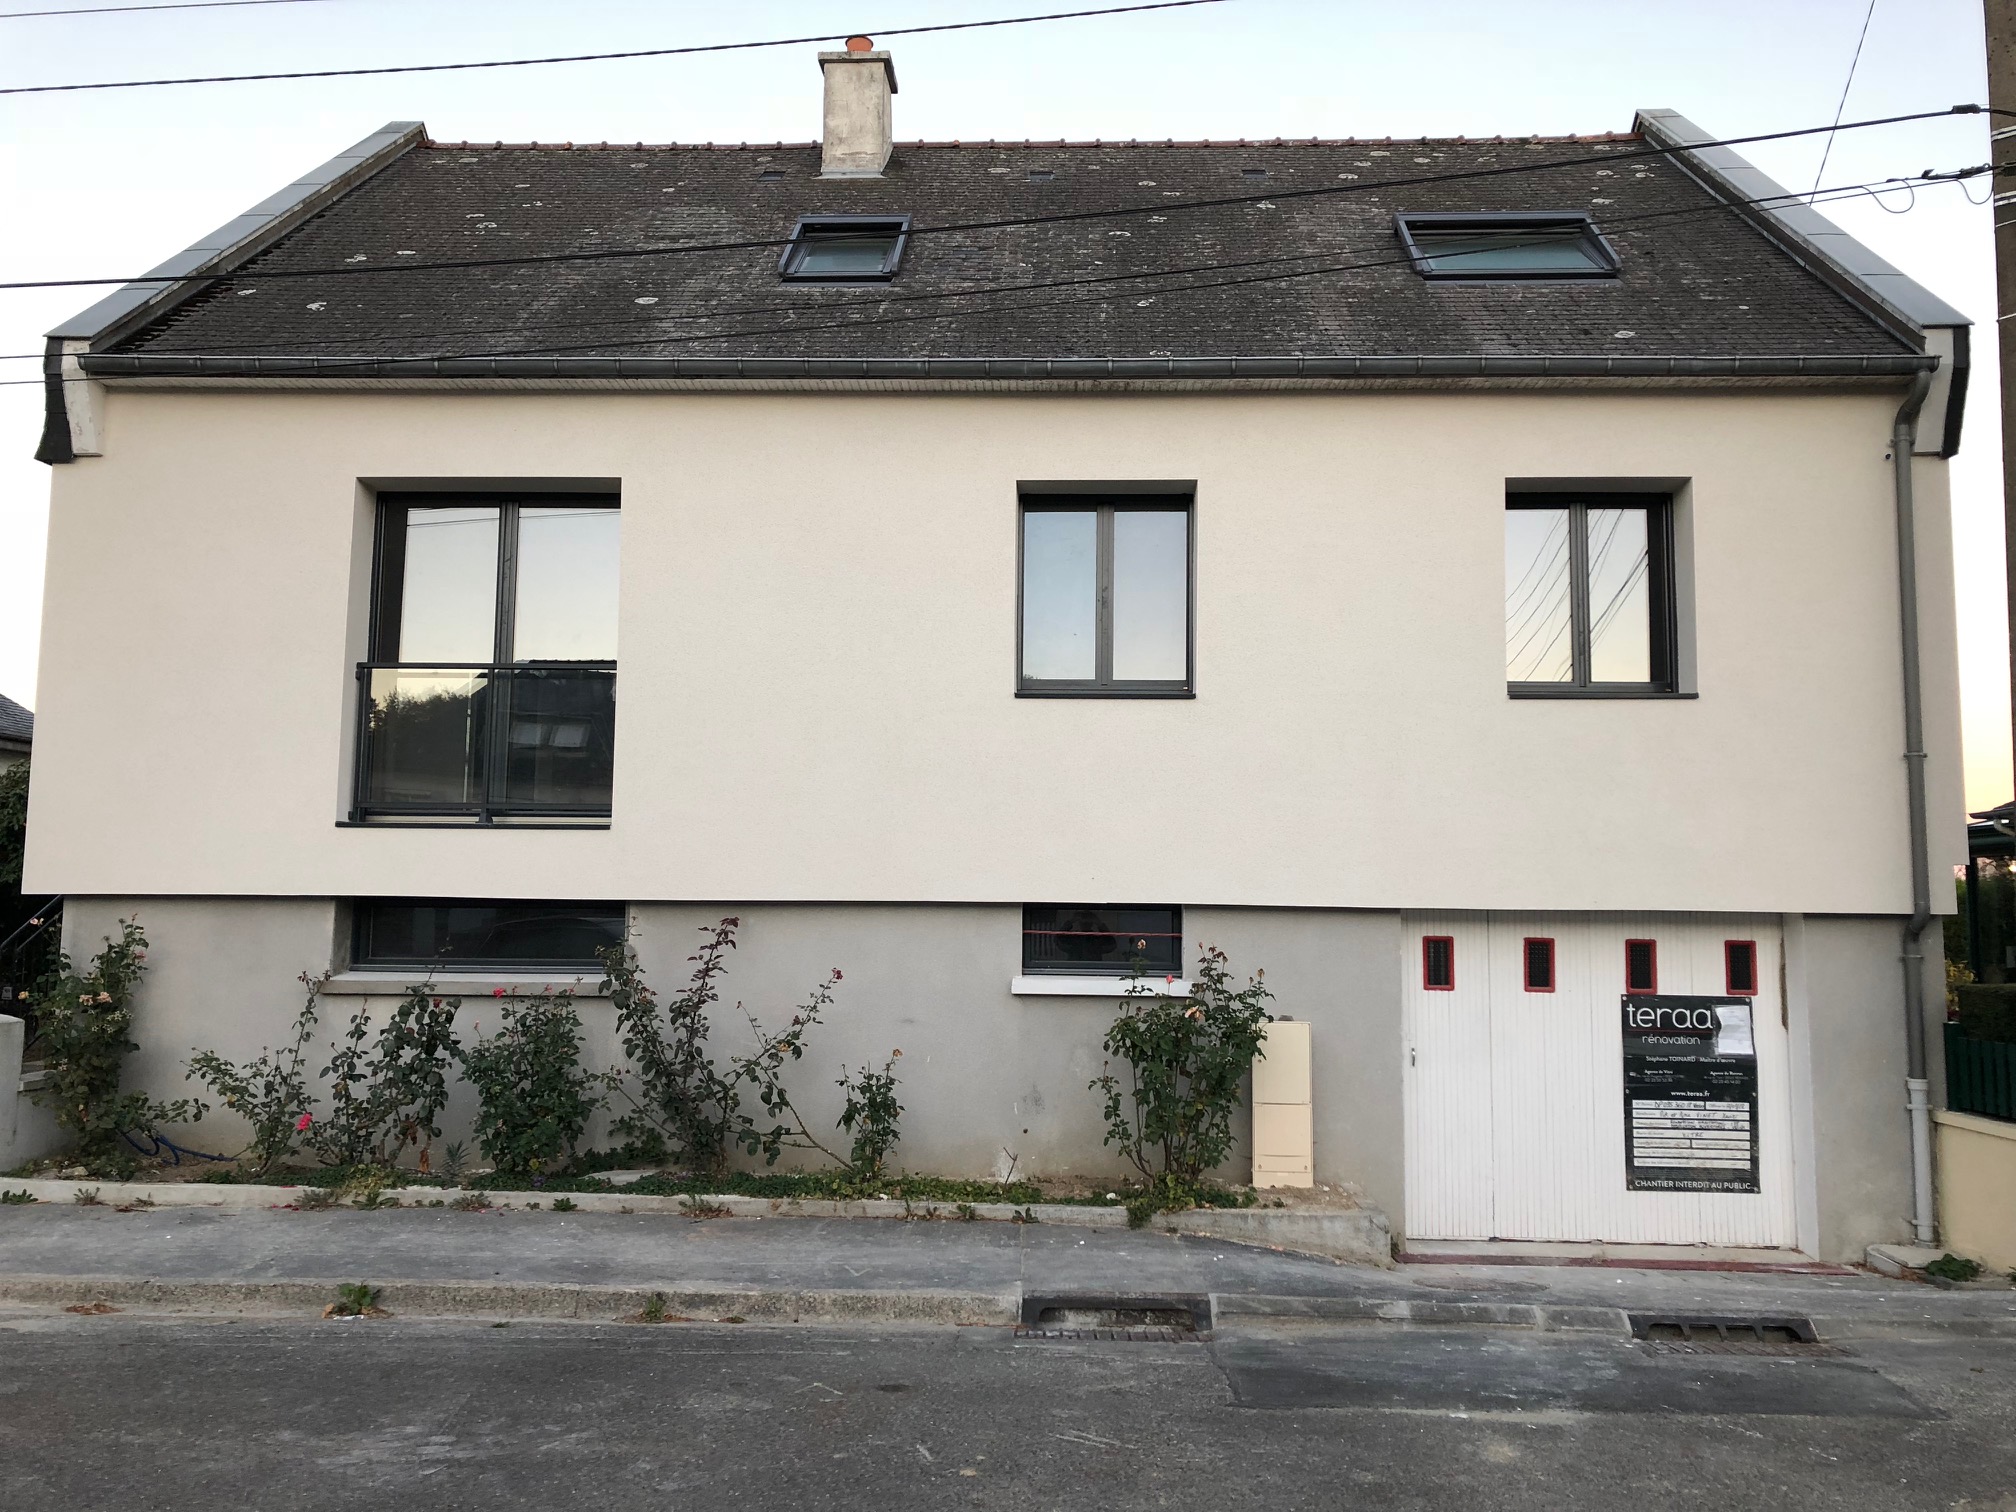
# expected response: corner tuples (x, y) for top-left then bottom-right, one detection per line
(819, 36), (898, 178)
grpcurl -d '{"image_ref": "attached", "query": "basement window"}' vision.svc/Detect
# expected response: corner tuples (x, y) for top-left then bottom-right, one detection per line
(1022, 904), (1181, 977)
(351, 898), (626, 970)
(1395, 212), (1619, 280)
(778, 214), (910, 281)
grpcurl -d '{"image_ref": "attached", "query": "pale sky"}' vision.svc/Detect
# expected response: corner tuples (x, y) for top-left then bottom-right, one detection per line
(0, 0), (2002, 804)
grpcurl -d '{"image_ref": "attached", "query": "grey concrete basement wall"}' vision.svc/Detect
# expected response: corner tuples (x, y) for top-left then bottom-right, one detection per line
(1787, 913), (1927, 1262)
(58, 896), (1405, 1197)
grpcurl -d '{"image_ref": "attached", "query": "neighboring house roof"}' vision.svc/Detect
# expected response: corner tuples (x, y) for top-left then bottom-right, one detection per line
(39, 106), (1970, 458)
(0, 694), (31, 754)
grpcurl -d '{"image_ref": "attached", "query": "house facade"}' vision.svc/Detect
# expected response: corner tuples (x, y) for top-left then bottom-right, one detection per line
(26, 47), (1970, 1260)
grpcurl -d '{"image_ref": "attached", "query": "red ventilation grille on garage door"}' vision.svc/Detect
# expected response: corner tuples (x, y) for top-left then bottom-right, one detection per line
(1625, 939), (1658, 994)
(1422, 936), (1455, 990)
(1523, 937), (1555, 992)
(1725, 940), (1758, 997)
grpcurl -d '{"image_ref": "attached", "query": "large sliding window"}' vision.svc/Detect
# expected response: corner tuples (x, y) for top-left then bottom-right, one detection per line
(1504, 492), (1675, 696)
(354, 493), (619, 822)
(1019, 493), (1193, 697)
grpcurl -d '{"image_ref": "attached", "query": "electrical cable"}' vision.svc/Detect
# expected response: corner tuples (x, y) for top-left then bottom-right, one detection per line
(0, 0), (1231, 93)
(1810, 0), (1880, 202)
(0, 0), (333, 17)
(0, 107), (1987, 306)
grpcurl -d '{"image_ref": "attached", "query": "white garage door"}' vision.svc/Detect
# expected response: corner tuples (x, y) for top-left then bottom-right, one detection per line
(1403, 913), (1798, 1248)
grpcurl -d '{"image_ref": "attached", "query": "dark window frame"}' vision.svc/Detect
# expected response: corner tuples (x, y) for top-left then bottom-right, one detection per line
(1523, 936), (1556, 993)
(1394, 210), (1621, 282)
(1506, 492), (1677, 698)
(1624, 938), (1659, 995)
(1016, 493), (1196, 699)
(1020, 904), (1183, 977)
(1725, 939), (1759, 998)
(349, 897), (628, 972)
(777, 214), (911, 283)
(1422, 936), (1455, 991)
(355, 491), (619, 824)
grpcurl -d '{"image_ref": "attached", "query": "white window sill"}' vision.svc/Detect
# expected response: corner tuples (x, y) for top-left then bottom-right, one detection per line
(323, 971), (607, 999)
(1012, 976), (1191, 998)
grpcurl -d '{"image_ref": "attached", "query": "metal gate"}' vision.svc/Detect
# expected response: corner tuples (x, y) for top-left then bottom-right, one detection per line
(1403, 913), (1798, 1247)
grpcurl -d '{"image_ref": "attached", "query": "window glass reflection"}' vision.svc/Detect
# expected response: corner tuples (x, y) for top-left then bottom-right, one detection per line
(1505, 507), (1573, 683)
(513, 506), (620, 661)
(397, 506), (499, 663)
(1585, 506), (1652, 683)
(1111, 510), (1188, 682)
(1021, 510), (1097, 681)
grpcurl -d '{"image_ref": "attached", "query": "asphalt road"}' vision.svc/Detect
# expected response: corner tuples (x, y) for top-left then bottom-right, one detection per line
(1, 1314), (2012, 1510)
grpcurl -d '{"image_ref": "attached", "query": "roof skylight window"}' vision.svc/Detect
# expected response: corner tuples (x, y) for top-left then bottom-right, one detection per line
(1395, 212), (1619, 280)
(778, 214), (910, 282)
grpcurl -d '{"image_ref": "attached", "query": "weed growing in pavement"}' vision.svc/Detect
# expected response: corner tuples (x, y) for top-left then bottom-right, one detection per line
(550, 1196), (578, 1212)
(679, 1196), (733, 1219)
(448, 1192), (490, 1212)
(0, 1189), (36, 1205)
(1011, 1206), (1038, 1224)
(295, 1187), (335, 1211)
(955, 1203), (978, 1222)
(1926, 1252), (1985, 1283)
(323, 1282), (383, 1318)
(71, 1187), (100, 1206)
(185, 973), (323, 1177)
(1091, 945), (1273, 1217)
(639, 1292), (668, 1323)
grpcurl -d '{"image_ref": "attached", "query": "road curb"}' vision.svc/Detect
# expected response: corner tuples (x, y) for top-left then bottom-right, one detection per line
(1212, 1292), (1632, 1333)
(0, 1274), (1020, 1326)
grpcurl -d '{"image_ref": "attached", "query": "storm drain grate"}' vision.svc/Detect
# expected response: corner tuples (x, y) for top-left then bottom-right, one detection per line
(1015, 1294), (1212, 1342)
(1629, 1313), (1842, 1356)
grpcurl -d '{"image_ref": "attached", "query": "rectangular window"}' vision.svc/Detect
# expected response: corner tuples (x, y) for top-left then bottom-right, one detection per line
(1625, 939), (1658, 995)
(356, 493), (619, 823)
(1422, 936), (1455, 991)
(1523, 937), (1555, 993)
(1022, 905), (1181, 976)
(351, 898), (626, 970)
(778, 215), (910, 281)
(1505, 493), (1675, 695)
(1019, 494), (1192, 696)
(1395, 212), (1619, 280)
(1725, 940), (1759, 997)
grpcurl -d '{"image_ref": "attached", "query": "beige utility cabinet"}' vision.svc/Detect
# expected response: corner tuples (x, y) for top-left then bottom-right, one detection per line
(1251, 1019), (1314, 1188)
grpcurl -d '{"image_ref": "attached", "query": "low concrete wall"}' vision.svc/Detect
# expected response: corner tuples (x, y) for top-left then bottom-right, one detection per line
(0, 1015), (66, 1171)
(1936, 1109), (2016, 1272)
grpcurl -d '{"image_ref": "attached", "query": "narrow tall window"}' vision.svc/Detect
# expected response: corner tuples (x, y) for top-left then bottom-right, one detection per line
(1523, 937), (1555, 993)
(1506, 493), (1675, 694)
(1725, 940), (1759, 997)
(1423, 936), (1455, 991)
(1624, 939), (1658, 995)
(1019, 494), (1192, 696)
(356, 493), (619, 822)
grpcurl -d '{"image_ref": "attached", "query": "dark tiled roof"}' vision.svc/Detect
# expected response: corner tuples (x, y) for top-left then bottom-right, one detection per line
(112, 136), (1913, 364)
(0, 693), (31, 747)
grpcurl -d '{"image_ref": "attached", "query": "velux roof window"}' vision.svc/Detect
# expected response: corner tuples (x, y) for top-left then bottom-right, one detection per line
(1395, 212), (1619, 281)
(778, 214), (910, 281)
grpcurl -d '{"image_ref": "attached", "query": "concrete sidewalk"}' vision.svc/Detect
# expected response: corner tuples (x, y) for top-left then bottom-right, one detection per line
(0, 1204), (2011, 1336)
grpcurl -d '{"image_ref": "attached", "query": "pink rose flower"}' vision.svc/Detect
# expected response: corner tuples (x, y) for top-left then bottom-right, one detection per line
(492, 987), (506, 998)
(295, 1113), (313, 1132)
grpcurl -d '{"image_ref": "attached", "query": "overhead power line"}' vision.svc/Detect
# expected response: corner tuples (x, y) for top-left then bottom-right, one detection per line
(1810, 0), (1880, 201)
(2, 168), (1962, 387)
(0, 0), (333, 18)
(0, 0), (1230, 93)
(0, 106), (1986, 297)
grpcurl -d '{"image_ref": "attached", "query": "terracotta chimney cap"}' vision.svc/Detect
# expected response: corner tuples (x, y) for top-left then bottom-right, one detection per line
(845, 35), (874, 51)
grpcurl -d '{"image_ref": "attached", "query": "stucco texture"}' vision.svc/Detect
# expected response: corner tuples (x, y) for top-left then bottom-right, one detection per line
(25, 387), (1963, 917)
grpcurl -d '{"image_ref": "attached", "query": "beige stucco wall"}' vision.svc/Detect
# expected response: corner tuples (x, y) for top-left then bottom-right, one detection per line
(24, 386), (1963, 913)
(1936, 1110), (2016, 1272)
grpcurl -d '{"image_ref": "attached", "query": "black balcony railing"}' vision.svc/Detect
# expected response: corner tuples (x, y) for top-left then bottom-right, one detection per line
(352, 664), (615, 822)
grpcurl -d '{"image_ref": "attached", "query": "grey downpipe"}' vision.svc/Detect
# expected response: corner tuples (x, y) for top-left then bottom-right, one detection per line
(1891, 367), (1936, 1248)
